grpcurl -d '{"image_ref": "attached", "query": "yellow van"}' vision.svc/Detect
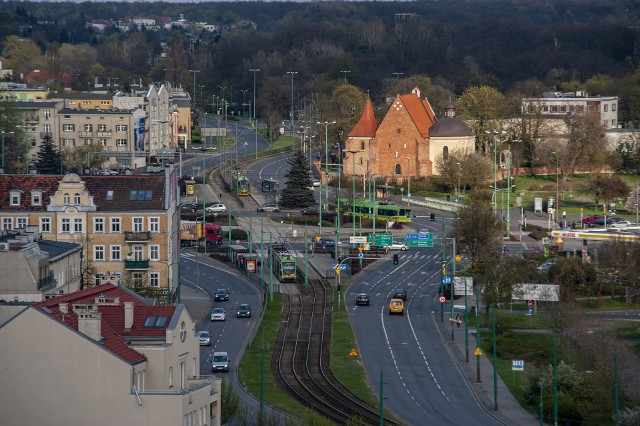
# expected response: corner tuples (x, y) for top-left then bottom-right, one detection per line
(389, 298), (404, 315)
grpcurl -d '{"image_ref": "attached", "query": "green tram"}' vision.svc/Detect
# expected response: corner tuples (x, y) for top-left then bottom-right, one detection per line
(339, 199), (412, 222)
(270, 244), (297, 283)
(233, 172), (251, 197)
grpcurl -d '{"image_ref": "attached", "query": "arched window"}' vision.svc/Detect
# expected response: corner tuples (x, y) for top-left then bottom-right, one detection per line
(63, 193), (70, 204)
(74, 193), (81, 204)
(443, 146), (449, 160)
(395, 164), (401, 175)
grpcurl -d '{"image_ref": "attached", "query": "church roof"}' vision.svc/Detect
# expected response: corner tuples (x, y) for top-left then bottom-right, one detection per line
(429, 103), (474, 137)
(348, 98), (377, 138)
(398, 93), (437, 137)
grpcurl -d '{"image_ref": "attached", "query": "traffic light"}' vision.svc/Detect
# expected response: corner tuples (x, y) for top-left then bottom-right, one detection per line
(337, 284), (341, 294)
(442, 263), (447, 275)
(393, 254), (399, 265)
(430, 213), (435, 222)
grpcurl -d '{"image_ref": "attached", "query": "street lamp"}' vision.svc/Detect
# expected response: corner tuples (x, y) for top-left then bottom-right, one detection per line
(406, 156), (411, 206)
(250, 68), (260, 159)
(189, 69), (200, 112)
(1, 130), (15, 171)
(552, 151), (559, 226)
(240, 89), (249, 118)
(505, 139), (521, 236)
(485, 130), (506, 216)
(344, 149), (364, 236)
(16, 125), (30, 174)
(318, 120), (336, 204)
(286, 71), (298, 143)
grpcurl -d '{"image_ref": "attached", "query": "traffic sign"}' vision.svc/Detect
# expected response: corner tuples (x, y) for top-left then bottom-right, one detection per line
(331, 264), (347, 271)
(527, 300), (533, 308)
(404, 233), (434, 247)
(368, 233), (393, 247)
(439, 296), (446, 303)
(512, 360), (525, 371)
(474, 347), (483, 356)
(350, 236), (368, 244)
(441, 276), (452, 285)
(358, 247), (363, 253)
(349, 348), (359, 357)
(358, 252), (363, 258)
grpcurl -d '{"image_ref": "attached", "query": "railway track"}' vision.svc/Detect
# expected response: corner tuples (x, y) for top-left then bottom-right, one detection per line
(272, 278), (397, 425)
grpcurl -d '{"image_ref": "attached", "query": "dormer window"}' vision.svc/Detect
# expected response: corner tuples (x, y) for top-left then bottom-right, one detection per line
(63, 193), (70, 204)
(31, 190), (43, 206)
(74, 193), (81, 204)
(9, 190), (21, 206)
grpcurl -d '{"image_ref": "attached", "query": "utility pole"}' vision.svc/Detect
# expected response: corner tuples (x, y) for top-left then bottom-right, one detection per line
(250, 68), (260, 159)
(286, 71), (298, 147)
(189, 69), (200, 112)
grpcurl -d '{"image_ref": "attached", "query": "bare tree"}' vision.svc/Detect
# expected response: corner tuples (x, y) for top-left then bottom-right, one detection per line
(453, 195), (502, 258)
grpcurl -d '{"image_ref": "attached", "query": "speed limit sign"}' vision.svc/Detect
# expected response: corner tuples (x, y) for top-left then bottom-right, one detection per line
(439, 296), (446, 303)
(527, 300), (533, 308)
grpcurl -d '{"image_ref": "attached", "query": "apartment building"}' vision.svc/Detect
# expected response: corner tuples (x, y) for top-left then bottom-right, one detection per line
(15, 100), (63, 169)
(0, 283), (221, 426)
(48, 90), (114, 110)
(0, 171), (179, 292)
(0, 227), (82, 302)
(522, 91), (619, 129)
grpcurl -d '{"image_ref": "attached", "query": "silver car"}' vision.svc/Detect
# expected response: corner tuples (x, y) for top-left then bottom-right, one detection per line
(257, 203), (280, 212)
(198, 330), (211, 346)
(211, 307), (226, 321)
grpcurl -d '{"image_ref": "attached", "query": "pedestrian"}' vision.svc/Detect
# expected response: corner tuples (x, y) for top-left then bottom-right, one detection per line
(219, 192), (222, 200)
(455, 313), (461, 327)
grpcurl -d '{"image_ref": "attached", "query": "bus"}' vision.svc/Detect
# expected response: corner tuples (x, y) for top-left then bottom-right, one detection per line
(339, 199), (412, 222)
(270, 244), (297, 283)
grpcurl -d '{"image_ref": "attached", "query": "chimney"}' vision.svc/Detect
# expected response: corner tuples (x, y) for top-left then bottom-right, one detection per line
(124, 301), (134, 330)
(77, 310), (102, 341)
(59, 302), (68, 314)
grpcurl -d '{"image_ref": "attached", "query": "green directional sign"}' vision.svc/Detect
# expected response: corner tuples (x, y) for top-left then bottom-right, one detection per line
(404, 233), (434, 247)
(367, 233), (393, 247)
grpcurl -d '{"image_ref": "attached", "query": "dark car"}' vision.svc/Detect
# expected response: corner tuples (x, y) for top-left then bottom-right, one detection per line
(355, 293), (370, 306)
(236, 303), (252, 318)
(180, 203), (199, 213)
(593, 217), (623, 226)
(392, 288), (407, 300)
(214, 288), (229, 301)
(313, 238), (335, 249)
(301, 206), (320, 215)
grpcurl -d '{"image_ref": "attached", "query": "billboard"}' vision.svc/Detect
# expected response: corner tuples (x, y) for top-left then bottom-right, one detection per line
(512, 284), (560, 302)
(453, 276), (473, 296)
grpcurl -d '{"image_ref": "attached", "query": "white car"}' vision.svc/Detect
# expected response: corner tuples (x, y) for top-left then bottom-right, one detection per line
(210, 307), (226, 321)
(418, 229), (430, 234)
(206, 203), (227, 213)
(387, 242), (408, 251)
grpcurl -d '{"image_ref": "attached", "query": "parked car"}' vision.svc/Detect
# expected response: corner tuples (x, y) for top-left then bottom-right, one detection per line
(392, 288), (407, 300)
(211, 351), (230, 372)
(211, 307), (226, 321)
(214, 289), (229, 301)
(301, 206), (320, 215)
(180, 203), (199, 213)
(205, 203), (227, 213)
(387, 241), (408, 251)
(257, 203), (280, 212)
(582, 215), (602, 225)
(198, 330), (211, 346)
(611, 220), (634, 227)
(236, 304), (252, 318)
(593, 217), (623, 226)
(355, 293), (370, 306)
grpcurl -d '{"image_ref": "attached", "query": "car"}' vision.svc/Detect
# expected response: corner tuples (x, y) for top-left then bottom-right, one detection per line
(257, 203), (280, 212)
(236, 304), (252, 318)
(582, 215), (602, 225)
(392, 288), (407, 300)
(212, 351), (230, 372)
(211, 307), (226, 321)
(387, 242), (408, 251)
(214, 289), (229, 301)
(537, 260), (556, 272)
(418, 229), (430, 234)
(205, 203), (227, 213)
(199, 146), (218, 151)
(389, 298), (404, 315)
(301, 206), (320, 215)
(355, 293), (370, 306)
(313, 238), (335, 249)
(198, 330), (211, 346)
(312, 179), (321, 187)
(593, 216), (623, 226)
(611, 220), (633, 228)
(180, 203), (199, 213)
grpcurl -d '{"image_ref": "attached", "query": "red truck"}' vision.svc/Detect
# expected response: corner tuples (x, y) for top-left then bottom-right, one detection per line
(180, 221), (224, 247)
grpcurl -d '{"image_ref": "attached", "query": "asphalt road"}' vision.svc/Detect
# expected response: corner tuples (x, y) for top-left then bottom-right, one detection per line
(347, 247), (502, 426)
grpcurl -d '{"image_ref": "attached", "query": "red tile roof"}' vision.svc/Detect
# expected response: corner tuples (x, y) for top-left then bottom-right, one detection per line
(348, 98), (378, 138)
(0, 175), (61, 211)
(399, 93), (437, 137)
(35, 284), (176, 364)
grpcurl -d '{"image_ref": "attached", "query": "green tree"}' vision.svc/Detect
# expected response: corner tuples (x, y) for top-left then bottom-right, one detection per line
(455, 85), (506, 154)
(220, 378), (240, 424)
(34, 135), (62, 174)
(280, 151), (315, 208)
(453, 193), (502, 258)
(433, 148), (492, 194)
(2, 35), (43, 77)
(62, 144), (107, 173)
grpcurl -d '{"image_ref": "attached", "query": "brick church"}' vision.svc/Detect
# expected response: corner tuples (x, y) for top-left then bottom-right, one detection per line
(344, 88), (475, 183)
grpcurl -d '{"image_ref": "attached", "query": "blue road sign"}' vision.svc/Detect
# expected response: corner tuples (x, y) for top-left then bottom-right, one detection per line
(441, 277), (452, 285)
(358, 252), (363, 258)
(528, 308), (533, 315)
(404, 233), (434, 247)
(331, 264), (347, 271)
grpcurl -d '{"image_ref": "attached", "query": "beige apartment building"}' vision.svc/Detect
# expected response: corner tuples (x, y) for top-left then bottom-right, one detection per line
(0, 283), (221, 426)
(0, 172), (179, 292)
(14, 100), (63, 172)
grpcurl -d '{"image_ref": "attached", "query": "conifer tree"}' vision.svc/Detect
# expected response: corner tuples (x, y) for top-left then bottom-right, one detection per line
(280, 151), (315, 208)
(34, 135), (62, 175)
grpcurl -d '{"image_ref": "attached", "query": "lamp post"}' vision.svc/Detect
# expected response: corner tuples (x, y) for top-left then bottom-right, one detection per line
(406, 156), (411, 206)
(286, 71), (298, 142)
(505, 139), (521, 236)
(485, 130), (506, 216)
(16, 125), (29, 174)
(318, 120), (336, 204)
(1, 130), (14, 171)
(189, 69), (199, 112)
(344, 149), (364, 236)
(340, 70), (350, 84)
(240, 89), (248, 118)
(250, 68), (260, 159)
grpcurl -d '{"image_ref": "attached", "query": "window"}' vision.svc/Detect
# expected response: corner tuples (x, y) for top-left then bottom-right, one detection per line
(133, 246), (143, 261)
(84, 124), (93, 132)
(612, 119), (616, 127)
(94, 217), (104, 233)
(148, 217), (160, 233)
(40, 217), (51, 233)
(16, 217), (27, 229)
(443, 146), (449, 160)
(395, 164), (401, 174)
(604, 104), (608, 112)
(604, 120), (609, 126)
(588, 105), (594, 111)
(85, 139), (93, 146)
(149, 272), (160, 287)
(43, 110), (51, 119)
(560, 105), (566, 113)
(9, 191), (21, 206)
(133, 217), (144, 232)
(130, 190), (153, 201)
(361, 142), (365, 150)
(106, 190), (113, 201)
(63, 124), (75, 131)
(73, 218), (83, 233)
(61, 218), (70, 232)
(110, 245), (121, 261)
(63, 139), (75, 147)
(98, 124), (107, 132)
(116, 124), (128, 132)
(74, 193), (81, 204)
(143, 316), (168, 327)
(98, 139), (107, 146)
(110, 217), (121, 232)
(94, 245), (105, 261)
(116, 139), (127, 147)
(2, 217), (13, 230)
(395, 151), (399, 158)
(63, 194), (70, 204)
(132, 272), (144, 286)
(43, 124), (52, 133)
(149, 245), (160, 261)
(550, 105), (558, 113)
(577, 105), (585, 113)
(613, 104), (617, 111)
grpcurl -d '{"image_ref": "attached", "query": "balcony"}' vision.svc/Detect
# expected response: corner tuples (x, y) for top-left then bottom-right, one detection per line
(79, 131), (93, 138)
(124, 231), (151, 242)
(97, 131), (112, 137)
(125, 259), (149, 270)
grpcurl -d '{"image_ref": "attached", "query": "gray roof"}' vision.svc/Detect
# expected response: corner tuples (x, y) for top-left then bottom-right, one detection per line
(16, 101), (61, 109)
(37, 240), (82, 261)
(59, 107), (135, 115)
(173, 98), (191, 107)
(429, 117), (474, 137)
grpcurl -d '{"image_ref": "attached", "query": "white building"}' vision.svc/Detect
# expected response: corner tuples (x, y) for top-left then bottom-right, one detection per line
(522, 91), (619, 129)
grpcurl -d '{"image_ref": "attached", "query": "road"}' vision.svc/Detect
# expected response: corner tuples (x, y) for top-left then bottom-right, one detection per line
(347, 247), (503, 426)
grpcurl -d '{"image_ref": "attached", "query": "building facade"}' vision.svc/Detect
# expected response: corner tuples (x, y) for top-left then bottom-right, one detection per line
(0, 172), (179, 292)
(0, 283), (220, 426)
(522, 91), (619, 129)
(15, 101), (63, 171)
